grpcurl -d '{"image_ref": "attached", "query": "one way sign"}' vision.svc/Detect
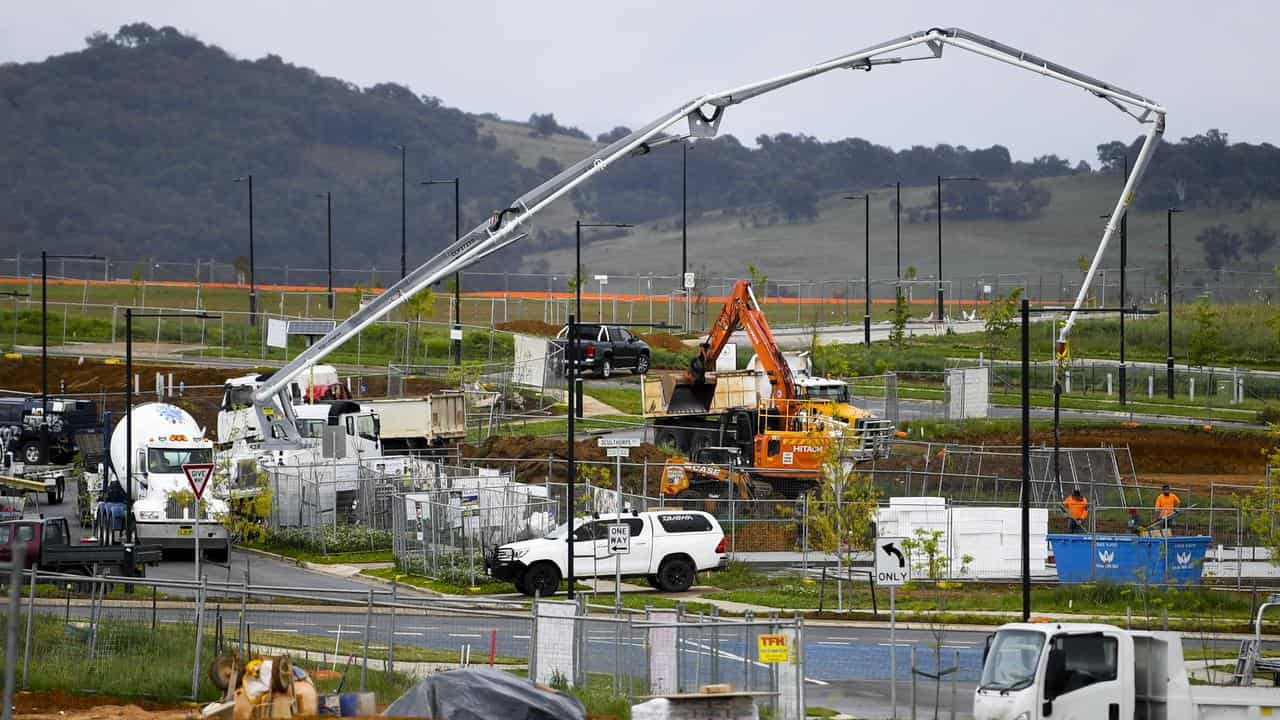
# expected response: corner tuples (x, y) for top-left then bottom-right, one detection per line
(874, 536), (910, 586)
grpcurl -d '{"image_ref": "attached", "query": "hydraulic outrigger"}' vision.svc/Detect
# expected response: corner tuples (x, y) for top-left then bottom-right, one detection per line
(251, 27), (1167, 445)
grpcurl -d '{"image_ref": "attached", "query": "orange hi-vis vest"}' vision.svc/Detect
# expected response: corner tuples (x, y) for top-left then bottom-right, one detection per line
(1155, 492), (1181, 518)
(1062, 495), (1089, 521)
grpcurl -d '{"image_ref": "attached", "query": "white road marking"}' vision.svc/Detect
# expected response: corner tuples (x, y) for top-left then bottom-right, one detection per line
(448, 633), (482, 638)
(393, 632), (423, 637)
(262, 628), (298, 633)
(816, 641), (850, 646)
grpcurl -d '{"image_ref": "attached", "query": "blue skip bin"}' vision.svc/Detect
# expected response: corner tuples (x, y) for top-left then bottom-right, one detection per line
(1049, 534), (1212, 585)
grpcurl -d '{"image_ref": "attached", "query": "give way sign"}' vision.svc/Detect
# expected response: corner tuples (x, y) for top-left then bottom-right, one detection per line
(182, 463), (215, 500)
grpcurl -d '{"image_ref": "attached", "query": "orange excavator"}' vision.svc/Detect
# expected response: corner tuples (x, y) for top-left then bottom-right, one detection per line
(649, 280), (893, 499)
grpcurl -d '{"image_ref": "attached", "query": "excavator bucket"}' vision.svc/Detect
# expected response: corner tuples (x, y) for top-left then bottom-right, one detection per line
(667, 383), (716, 414)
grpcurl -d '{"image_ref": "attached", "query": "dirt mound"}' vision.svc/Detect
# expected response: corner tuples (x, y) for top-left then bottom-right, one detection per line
(638, 332), (685, 352)
(917, 423), (1270, 479)
(12, 691), (191, 719)
(464, 435), (673, 494)
(1, 356), (241, 394)
(496, 319), (559, 337)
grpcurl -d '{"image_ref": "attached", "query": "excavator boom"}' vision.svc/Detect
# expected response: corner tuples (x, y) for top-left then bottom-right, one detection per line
(693, 280), (794, 402)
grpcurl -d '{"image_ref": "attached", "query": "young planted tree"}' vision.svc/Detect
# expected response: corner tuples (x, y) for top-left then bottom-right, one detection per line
(982, 287), (1023, 362)
(901, 527), (974, 719)
(806, 440), (880, 603)
(1188, 296), (1222, 367)
(889, 291), (910, 350)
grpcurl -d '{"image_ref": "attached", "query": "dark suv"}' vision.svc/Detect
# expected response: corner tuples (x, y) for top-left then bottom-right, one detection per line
(553, 324), (650, 378)
(0, 397), (100, 465)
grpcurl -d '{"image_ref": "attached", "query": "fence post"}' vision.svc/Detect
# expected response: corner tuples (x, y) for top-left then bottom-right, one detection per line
(950, 649), (958, 720)
(388, 579), (397, 671)
(528, 600), (538, 684)
(361, 589), (373, 692)
(21, 565), (37, 690)
(191, 577), (207, 700)
(3, 544), (25, 720)
(910, 644), (918, 720)
(802, 495), (809, 571)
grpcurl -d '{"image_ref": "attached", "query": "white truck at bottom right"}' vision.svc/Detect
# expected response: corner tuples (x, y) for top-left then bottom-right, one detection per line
(975, 622), (1280, 720)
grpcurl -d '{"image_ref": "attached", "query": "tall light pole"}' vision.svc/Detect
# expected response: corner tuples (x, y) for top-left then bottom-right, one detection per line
(314, 192), (333, 309)
(682, 140), (688, 284)
(889, 181), (901, 284)
(124, 310), (217, 543)
(395, 144), (407, 279)
(41, 252), (100, 432)
(845, 194), (871, 345)
(936, 176), (983, 322)
(423, 178), (462, 365)
(233, 175), (256, 325)
(1120, 155), (1129, 405)
(1167, 207), (1181, 399)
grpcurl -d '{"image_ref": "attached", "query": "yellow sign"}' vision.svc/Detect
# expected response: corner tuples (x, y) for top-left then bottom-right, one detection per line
(757, 633), (790, 663)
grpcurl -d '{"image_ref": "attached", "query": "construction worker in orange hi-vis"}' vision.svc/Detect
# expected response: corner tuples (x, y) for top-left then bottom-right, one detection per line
(1154, 483), (1181, 536)
(1062, 488), (1089, 534)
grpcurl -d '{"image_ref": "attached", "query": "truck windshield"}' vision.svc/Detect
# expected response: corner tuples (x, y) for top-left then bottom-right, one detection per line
(806, 384), (849, 403)
(297, 419), (325, 439)
(979, 630), (1045, 691)
(147, 448), (214, 474)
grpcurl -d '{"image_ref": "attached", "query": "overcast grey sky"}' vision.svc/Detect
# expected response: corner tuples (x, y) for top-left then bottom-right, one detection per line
(2, 1), (1275, 164)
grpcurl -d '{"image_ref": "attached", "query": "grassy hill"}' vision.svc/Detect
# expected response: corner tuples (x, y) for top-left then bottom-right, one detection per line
(517, 172), (1280, 291)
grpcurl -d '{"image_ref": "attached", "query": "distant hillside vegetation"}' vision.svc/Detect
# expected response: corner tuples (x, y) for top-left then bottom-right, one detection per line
(3, 23), (1280, 282)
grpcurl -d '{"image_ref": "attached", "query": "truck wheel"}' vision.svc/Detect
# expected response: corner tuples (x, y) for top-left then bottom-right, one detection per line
(514, 571), (532, 596)
(599, 357), (613, 379)
(633, 353), (650, 375)
(656, 557), (696, 593)
(55, 480), (64, 505)
(646, 574), (661, 589)
(20, 441), (44, 465)
(523, 562), (562, 598)
(47, 490), (58, 506)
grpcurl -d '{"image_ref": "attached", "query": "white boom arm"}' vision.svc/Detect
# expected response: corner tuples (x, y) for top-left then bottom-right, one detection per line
(252, 27), (1166, 446)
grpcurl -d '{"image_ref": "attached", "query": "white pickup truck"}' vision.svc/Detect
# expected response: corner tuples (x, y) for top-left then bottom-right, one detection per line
(975, 622), (1280, 720)
(486, 510), (725, 597)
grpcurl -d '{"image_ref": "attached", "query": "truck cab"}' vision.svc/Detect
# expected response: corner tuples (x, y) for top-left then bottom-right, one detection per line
(974, 622), (1280, 720)
(217, 365), (342, 445)
(293, 401), (381, 458)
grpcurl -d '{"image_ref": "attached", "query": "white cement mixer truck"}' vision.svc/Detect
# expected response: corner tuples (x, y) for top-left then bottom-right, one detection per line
(100, 403), (229, 561)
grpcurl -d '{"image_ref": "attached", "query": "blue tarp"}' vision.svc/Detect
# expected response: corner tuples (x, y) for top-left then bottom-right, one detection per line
(1049, 534), (1211, 584)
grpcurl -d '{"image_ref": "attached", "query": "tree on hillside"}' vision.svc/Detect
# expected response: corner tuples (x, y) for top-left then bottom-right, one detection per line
(528, 113), (559, 138)
(772, 180), (819, 222)
(1197, 224), (1242, 277)
(596, 126), (631, 144)
(1245, 222), (1279, 270)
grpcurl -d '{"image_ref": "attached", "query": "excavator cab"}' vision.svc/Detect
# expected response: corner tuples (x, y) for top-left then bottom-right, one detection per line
(661, 446), (773, 511)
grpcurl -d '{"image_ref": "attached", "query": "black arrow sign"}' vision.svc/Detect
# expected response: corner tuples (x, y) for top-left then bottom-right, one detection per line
(882, 542), (906, 568)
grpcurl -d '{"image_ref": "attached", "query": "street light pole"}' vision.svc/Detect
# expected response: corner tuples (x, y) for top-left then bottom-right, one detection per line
(844, 194), (872, 345)
(422, 178), (463, 365)
(682, 140), (688, 283)
(1119, 155), (1129, 406)
(1020, 297), (1031, 622)
(314, 192), (333, 310)
(41, 251), (99, 459)
(233, 175), (256, 325)
(935, 176), (983, 322)
(397, 144), (407, 280)
(123, 310), (217, 544)
(566, 311), (577, 600)
(1167, 207), (1181, 399)
(894, 181), (901, 284)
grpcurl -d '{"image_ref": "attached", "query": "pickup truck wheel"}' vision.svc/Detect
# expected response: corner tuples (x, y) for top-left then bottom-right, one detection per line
(646, 574), (662, 590)
(599, 357), (613, 379)
(47, 490), (58, 506)
(524, 562), (562, 598)
(656, 557), (696, 593)
(20, 441), (45, 465)
(633, 353), (650, 375)
(513, 571), (532, 596)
